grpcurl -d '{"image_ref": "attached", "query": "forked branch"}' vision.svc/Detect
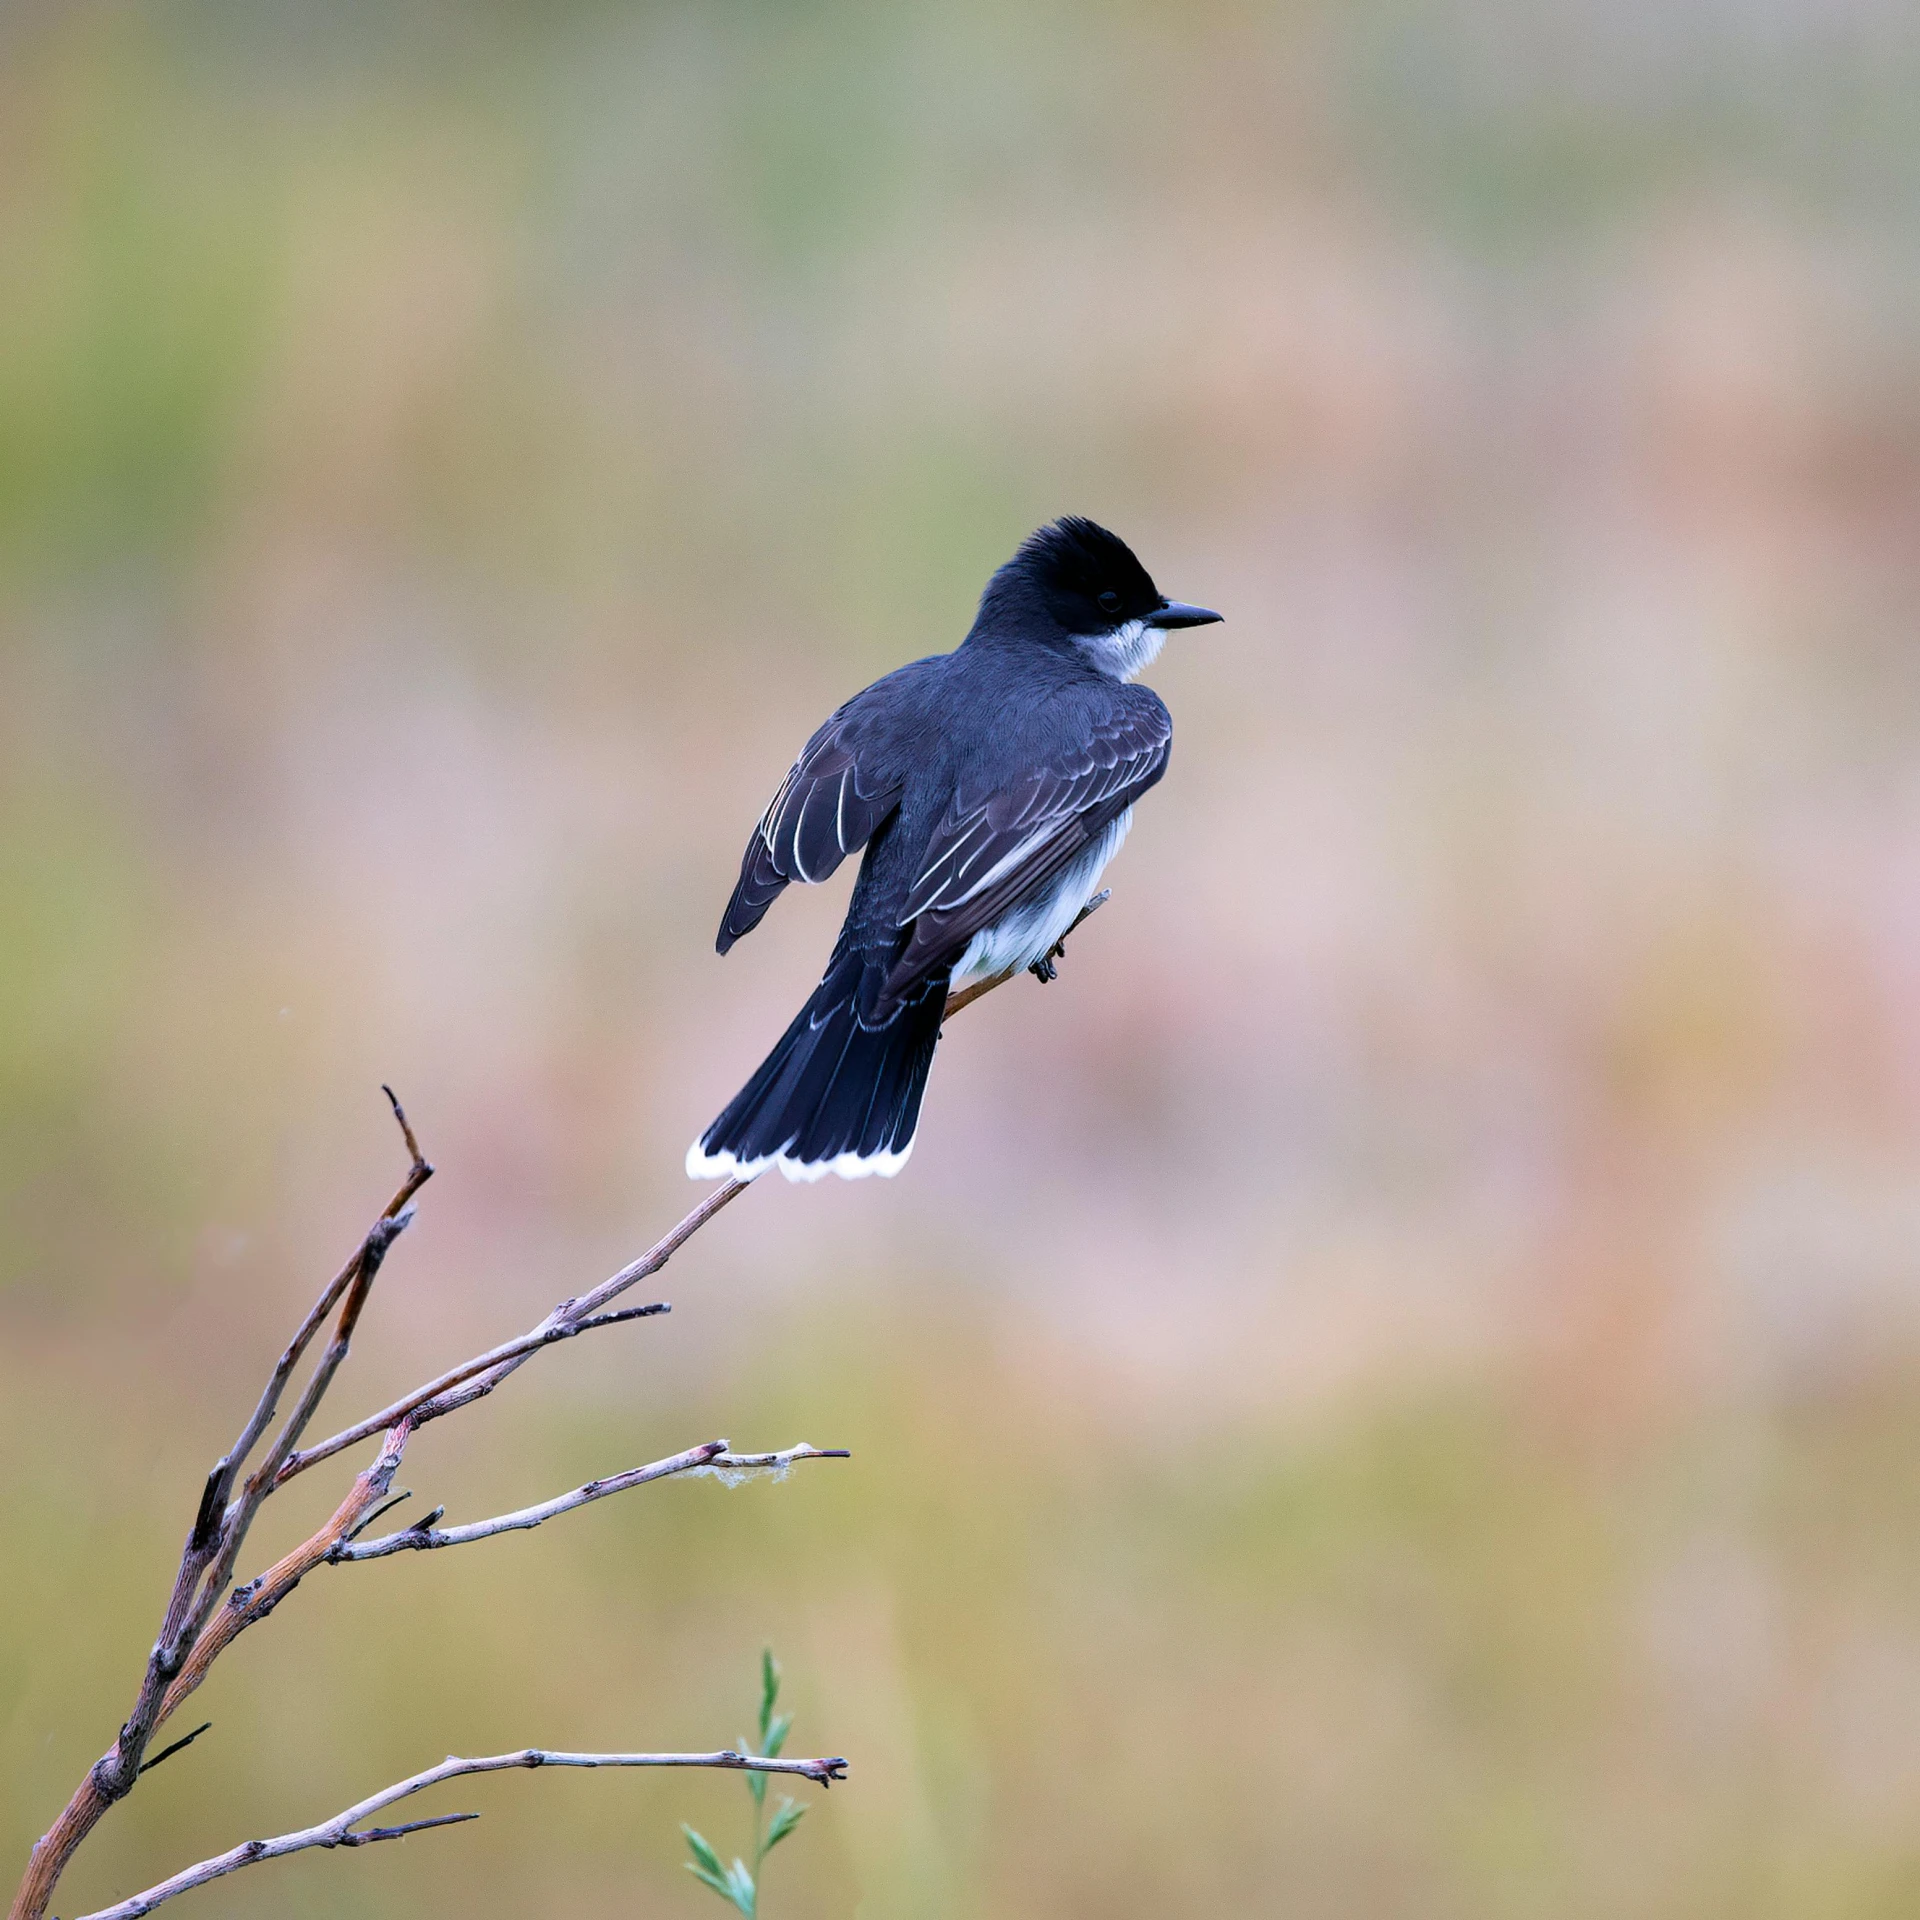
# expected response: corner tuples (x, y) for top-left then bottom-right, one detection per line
(9, 916), (1095, 1920)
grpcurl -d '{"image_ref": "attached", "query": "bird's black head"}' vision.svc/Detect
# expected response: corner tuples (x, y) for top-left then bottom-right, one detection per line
(971, 517), (1221, 677)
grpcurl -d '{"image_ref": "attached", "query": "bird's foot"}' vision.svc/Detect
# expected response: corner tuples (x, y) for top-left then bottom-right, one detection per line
(1028, 942), (1065, 984)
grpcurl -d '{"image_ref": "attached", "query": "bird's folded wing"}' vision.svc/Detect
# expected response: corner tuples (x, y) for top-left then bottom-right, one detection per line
(887, 690), (1171, 990)
(717, 704), (906, 952)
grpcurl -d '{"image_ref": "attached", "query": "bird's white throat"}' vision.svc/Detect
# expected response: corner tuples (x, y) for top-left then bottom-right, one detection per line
(1072, 618), (1165, 682)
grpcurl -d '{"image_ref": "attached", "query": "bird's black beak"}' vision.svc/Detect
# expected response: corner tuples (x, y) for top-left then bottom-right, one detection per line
(1149, 599), (1223, 629)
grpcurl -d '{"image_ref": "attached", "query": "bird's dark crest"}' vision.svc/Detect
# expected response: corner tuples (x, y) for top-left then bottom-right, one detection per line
(1017, 516), (1155, 596)
(977, 516), (1164, 636)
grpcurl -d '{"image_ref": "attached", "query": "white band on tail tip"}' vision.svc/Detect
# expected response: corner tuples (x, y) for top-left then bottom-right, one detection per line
(685, 1138), (915, 1184)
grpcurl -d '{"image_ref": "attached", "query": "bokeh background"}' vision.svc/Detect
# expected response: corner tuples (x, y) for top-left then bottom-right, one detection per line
(5, 2), (1920, 1914)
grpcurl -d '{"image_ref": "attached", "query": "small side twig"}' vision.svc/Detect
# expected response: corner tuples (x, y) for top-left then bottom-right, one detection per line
(71, 1748), (849, 1920)
(340, 1490), (412, 1545)
(330, 1441), (848, 1563)
(135, 1727), (212, 1779)
(340, 1811), (480, 1845)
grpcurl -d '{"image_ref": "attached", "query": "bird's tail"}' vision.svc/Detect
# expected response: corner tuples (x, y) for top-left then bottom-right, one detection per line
(687, 954), (947, 1182)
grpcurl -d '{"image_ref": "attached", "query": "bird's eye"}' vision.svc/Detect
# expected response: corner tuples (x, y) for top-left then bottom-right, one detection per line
(1097, 590), (1123, 616)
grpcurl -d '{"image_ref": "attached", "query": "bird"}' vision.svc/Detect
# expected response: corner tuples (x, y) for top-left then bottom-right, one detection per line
(687, 516), (1221, 1183)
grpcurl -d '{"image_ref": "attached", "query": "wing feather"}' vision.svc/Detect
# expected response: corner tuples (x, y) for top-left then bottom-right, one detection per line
(717, 711), (905, 953)
(886, 687), (1170, 992)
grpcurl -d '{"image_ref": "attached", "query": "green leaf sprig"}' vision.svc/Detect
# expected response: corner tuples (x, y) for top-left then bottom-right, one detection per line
(681, 1650), (812, 1916)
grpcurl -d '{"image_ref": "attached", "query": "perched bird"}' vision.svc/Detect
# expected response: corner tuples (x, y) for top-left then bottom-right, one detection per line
(688, 516), (1220, 1182)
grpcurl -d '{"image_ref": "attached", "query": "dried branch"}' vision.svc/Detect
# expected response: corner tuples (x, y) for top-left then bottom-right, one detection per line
(185, 1205), (417, 1645)
(276, 1204), (742, 1485)
(71, 1747), (848, 1920)
(199, 1087), (430, 1551)
(270, 1300), (671, 1487)
(155, 1425), (412, 1730)
(12, 914), (1099, 1920)
(206, 1089), (432, 1525)
(331, 1441), (847, 1562)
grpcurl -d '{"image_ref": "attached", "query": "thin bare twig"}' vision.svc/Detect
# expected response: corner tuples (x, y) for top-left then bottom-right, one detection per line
(157, 1087), (435, 1656)
(71, 1746), (848, 1920)
(270, 1301), (671, 1487)
(186, 1205), (417, 1644)
(135, 1726), (212, 1779)
(198, 1086), (432, 1556)
(330, 1441), (848, 1562)
(341, 1488), (413, 1543)
(172, 1093), (430, 1654)
(278, 1196), (745, 1485)
(341, 1810), (481, 1843)
(381, 1083), (427, 1167)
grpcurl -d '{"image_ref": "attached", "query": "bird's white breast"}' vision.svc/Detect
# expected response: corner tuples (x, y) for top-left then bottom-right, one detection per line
(951, 808), (1134, 985)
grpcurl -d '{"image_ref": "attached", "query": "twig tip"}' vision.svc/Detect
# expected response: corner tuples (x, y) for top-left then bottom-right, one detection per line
(381, 1083), (429, 1175)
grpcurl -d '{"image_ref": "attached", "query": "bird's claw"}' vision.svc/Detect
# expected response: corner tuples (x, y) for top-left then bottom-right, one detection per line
(1028, 940), (1066, 984)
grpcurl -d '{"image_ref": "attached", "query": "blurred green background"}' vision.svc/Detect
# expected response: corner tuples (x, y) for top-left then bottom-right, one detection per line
(5, 2), (1920, 1915)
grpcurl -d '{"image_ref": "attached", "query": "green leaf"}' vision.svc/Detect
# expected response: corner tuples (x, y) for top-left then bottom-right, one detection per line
(764, 1712), (792, 1759)
(683, 1826), (727, 1882)
(759, 1648), (781, 1743)
(747, 1760), (767, 1808)
(763, 1797), (808, 1851)
(724, 1857), (758, 1916)
(685, 1860), (736, 1904)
